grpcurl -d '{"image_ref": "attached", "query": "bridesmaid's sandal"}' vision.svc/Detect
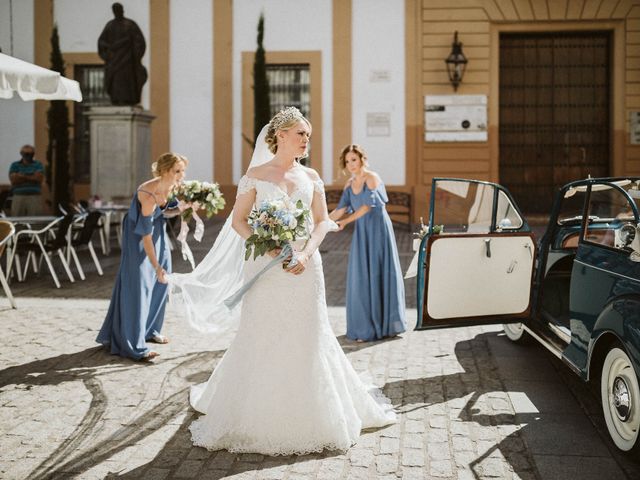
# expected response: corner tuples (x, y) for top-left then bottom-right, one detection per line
(140, 351), (160, 362)
(149, 335), (170, 344)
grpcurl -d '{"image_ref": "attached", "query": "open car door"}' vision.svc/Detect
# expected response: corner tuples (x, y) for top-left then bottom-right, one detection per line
(417, 179), (536, 329)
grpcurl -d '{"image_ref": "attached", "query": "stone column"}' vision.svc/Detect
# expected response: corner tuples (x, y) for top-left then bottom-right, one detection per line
(87, 106), (155, 201)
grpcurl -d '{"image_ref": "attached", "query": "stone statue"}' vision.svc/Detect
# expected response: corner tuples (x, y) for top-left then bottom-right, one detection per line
(98, 2), (148, 106)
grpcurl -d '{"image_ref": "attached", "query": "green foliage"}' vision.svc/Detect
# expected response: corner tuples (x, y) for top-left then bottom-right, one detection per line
(243, 197), (311, 262)
(45, 25), (71, 209)
(253, 13), (271, 146)
(171, 180), (226, 222)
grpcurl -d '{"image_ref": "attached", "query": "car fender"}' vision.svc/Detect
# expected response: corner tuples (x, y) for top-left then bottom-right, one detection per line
(587, 296), (640, 381)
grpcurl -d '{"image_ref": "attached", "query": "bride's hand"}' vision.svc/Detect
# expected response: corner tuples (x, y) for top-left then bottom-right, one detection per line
(267, 247), (282, 259)
(286, 252), (308, 275)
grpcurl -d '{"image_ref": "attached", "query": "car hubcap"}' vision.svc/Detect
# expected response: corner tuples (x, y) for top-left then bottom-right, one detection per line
(612, 376), (631, 422)
(603, 349), (640, 450)
(503, 323), (524, 341)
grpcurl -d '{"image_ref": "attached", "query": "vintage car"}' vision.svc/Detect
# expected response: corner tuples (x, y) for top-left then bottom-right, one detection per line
(416, 177), (640, 454)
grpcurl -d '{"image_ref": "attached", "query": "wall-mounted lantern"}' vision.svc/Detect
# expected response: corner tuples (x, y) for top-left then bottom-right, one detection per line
(445, 31), (467, 91)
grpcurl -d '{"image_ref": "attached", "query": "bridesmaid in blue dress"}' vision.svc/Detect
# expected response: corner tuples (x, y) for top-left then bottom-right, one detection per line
(96, 153), (187, 361)
(329, 144), (406, 342)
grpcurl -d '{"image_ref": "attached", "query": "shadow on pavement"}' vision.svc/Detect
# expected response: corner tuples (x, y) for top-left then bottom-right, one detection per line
(384, 331), (634, 480)
(18, 331), (631, 479)
(16, 349), (223, 480)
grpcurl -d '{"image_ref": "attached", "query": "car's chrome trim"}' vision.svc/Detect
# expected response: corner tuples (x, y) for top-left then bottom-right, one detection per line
(561, 354), (582, 376)
(522, 325), (562, 359)
(540, 310), (571, 344)
(548, 322), (571, 344)
(523, 325), (582, 376)
(574, 259), (640, 284)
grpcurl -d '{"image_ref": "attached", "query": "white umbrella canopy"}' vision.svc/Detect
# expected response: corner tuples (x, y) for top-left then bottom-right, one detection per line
(0, 52), (83, 102)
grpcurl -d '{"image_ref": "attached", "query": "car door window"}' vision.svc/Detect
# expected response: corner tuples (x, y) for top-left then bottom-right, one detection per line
(433, 181), (495, 234)
(496, 190), (523, 230)
(556, 188), (588, 249)
(585, 185), (637, 250)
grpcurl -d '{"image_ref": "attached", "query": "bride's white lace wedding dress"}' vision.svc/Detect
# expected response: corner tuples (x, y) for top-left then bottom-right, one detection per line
(189, 174), (396, 455)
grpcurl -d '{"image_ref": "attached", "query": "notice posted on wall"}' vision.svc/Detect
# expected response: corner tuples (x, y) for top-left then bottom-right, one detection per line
(630, 112), (640, 145)
(424, 95), (488, 142)
(367, 112), (391, 137)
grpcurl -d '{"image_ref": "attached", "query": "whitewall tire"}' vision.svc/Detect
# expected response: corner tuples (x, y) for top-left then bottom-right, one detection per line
(601, 347), (640, 452)
(502, 323), (527, 343)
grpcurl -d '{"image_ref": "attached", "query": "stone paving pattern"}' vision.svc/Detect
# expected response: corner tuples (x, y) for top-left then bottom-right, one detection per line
(0, 219), (638, 479)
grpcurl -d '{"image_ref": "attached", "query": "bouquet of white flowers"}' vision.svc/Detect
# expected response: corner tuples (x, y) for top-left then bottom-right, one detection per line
(223, 197), (310, 310)
(171, 180), (226, 269)
(244, 197), (310, 263)
(172, 180), (226, 221)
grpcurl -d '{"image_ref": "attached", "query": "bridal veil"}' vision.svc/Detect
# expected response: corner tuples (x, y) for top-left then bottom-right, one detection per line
(167, 126), (273, 332)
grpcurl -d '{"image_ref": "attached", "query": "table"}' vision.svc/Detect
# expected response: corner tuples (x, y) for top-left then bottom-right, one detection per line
(2, 215), (59, 225)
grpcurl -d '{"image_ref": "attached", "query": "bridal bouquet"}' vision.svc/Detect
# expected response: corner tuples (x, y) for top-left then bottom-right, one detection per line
(171, 180), (226, 269)
(224, 198), (310, 310)
(172, 180), (226, 221)
(245, 197), (310, 263)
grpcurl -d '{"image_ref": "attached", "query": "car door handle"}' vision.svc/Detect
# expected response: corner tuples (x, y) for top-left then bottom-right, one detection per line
(484, 238), (491, 258)
(507, 260), (517, 273)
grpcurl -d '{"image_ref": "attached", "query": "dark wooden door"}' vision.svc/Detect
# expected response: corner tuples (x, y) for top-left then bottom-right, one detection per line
(499, 32), (610, 213)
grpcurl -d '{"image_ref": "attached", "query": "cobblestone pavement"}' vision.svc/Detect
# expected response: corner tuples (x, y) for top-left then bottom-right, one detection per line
(1, 220), (639, 479)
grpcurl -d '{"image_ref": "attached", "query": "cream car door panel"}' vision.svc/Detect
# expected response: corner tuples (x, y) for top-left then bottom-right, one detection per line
(426, 234), (535, 320)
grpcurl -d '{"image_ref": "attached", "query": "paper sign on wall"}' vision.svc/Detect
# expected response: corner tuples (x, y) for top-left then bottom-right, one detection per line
(630, 112), (640, 145)
(425, 95), (488, 142)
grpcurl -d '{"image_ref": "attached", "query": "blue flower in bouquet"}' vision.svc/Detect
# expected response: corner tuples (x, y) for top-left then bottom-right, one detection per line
(244, 197), (310, 261)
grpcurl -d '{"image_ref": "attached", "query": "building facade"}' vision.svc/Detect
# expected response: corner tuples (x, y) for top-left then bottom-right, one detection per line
(1, 0), (639, 219)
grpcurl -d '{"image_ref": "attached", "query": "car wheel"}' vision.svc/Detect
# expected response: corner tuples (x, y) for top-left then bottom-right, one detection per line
(502, 323), (528, 343)
(601, 347), (640, 452)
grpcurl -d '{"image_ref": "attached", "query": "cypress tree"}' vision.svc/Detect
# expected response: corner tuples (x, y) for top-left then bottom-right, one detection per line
(253, 13), (270, 146)
(46, 25), (71, 210)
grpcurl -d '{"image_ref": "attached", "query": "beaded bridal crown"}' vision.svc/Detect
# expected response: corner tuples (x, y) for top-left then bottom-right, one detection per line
(270, 106), (304, 131)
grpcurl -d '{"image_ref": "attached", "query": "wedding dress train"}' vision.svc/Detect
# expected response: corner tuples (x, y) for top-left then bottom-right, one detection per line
(188, 176), (396, 455)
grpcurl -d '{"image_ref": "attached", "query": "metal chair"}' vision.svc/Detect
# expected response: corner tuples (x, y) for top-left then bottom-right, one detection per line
(69, 211), (104, 279)
(10, 215), (75, 288)
(0, 220), (17, 308)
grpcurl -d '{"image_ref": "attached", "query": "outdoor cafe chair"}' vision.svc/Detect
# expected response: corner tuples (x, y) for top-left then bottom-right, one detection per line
(10, 214), (76, 288)
(0, 220), (17, 308)
(68, 211), (104, 279)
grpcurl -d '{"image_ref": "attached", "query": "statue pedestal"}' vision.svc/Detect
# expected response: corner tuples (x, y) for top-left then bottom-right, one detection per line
(87, 106), (155, 201)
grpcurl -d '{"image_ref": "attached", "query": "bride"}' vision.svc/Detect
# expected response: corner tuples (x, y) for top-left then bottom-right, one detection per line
(170, 107), (396, 455)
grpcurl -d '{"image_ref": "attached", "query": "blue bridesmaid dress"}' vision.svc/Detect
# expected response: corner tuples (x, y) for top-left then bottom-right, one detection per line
(96, 191), (175, 360)
(338, 182), (406, 341)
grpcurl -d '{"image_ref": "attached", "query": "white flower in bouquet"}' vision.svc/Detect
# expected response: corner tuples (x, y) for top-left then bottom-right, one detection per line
(172, 180), (226, 221)
(245, 197), (310, 264)
(414, 217), (442, 239)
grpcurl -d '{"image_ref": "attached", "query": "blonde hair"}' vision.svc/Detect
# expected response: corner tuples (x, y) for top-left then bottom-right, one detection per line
(339, 144), (368, 170)
(151, 152), (188, 177)
(264, 106), (311, 155)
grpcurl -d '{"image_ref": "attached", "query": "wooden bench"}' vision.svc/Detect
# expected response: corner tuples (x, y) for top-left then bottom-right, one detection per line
(325, 188), (412, 229)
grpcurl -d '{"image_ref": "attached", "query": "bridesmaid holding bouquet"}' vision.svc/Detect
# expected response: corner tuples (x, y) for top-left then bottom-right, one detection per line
(329, 144), (406, 342)
(96, 153), (187, 361)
